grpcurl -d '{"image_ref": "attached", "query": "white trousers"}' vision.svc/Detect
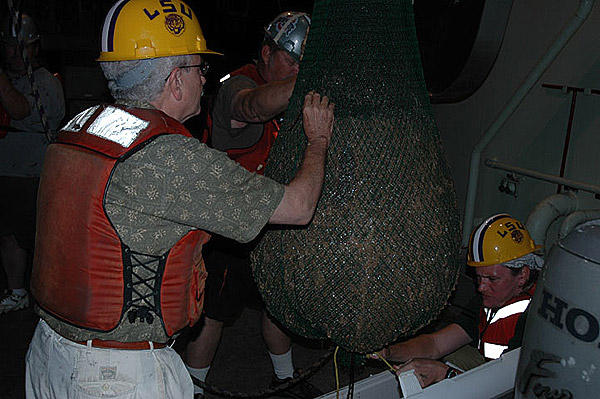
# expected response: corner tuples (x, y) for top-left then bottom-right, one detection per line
(25, 320), (193, 398)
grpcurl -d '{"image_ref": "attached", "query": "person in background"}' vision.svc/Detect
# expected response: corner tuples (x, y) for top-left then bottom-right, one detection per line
(371, 214), (543, 388)
(184, 11), (317, 398)
(25, 1), (334, 397)
(0, 11), (64, 315)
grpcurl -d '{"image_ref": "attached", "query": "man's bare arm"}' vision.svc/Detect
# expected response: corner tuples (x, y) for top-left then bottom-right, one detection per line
(231, 76), (296, 123)
(375, 323), (472, 362)
(269, 91), (334, 225)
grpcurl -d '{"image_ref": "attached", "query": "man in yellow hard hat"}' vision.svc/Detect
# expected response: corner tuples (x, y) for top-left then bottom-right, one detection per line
(24, 0), (334, 397)
(371, 214), (543, 388)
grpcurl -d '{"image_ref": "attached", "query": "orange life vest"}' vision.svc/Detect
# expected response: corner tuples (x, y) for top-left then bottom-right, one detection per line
(478, 286), (535, 359)
(32, 105), (210, 337)
(206, 64), (280, 174)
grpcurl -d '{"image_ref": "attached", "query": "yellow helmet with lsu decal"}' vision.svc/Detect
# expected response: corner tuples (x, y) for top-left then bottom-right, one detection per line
(97, 0), (221, 62)
(467, 213), (542, 267)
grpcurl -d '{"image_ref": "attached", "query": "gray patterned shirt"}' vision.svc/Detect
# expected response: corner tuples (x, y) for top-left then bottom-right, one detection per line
(40, 107), (284, 342)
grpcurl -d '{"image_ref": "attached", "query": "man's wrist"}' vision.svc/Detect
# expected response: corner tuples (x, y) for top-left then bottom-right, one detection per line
(307, 136), (329, 147)
(445, 366), (459, 379)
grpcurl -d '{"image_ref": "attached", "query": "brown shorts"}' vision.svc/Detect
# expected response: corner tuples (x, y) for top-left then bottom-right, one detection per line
(202, 236), (264, 324)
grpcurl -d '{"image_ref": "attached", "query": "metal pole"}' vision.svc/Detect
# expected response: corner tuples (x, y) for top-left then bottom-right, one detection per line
(485, 158), (600, 195)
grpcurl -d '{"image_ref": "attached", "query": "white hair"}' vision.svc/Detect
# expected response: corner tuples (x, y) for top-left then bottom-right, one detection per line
(100, 55), (195, 102)
(503, 253), (544, 271)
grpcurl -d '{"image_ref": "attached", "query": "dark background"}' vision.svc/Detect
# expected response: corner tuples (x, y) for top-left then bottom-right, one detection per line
(0, 0), (485, 119)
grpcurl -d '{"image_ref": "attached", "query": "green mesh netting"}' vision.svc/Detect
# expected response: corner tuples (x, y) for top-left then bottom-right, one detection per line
(251, 0), (462, 353)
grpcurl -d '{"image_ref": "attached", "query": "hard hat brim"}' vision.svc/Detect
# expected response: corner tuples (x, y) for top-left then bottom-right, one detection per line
(467, 244), (543, 267)
(97, 48), (223, 62)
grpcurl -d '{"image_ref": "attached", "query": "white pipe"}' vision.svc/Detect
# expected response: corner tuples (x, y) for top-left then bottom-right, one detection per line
(461, 0), (595, 246)
(559, 210), (600, 238)
(525, 192), (579, 250)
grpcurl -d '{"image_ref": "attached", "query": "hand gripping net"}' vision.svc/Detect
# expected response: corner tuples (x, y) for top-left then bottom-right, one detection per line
(252, 0), (462, 353)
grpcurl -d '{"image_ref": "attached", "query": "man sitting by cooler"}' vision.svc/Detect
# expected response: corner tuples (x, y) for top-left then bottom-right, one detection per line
(373, 214), (543, 388)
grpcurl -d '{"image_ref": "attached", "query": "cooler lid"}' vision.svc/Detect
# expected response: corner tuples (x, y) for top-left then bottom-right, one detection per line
(559, 220), (600, 265)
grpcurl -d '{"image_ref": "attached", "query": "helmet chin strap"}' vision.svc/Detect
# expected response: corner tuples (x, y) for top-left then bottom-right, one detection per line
(7, 1), (19, 38)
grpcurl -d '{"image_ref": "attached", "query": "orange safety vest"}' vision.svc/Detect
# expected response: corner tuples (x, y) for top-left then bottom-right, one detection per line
(478, 286), (535, 359)
(32, 105), (210, 337)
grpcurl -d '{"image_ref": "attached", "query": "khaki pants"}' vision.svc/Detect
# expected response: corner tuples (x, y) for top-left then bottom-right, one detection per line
(25, 320), (193, 398)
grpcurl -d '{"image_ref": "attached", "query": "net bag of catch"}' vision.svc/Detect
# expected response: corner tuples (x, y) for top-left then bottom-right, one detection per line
(252, 0), (461, 353)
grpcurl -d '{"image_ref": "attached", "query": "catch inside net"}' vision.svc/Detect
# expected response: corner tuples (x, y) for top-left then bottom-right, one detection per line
(252, 0), (462, 353)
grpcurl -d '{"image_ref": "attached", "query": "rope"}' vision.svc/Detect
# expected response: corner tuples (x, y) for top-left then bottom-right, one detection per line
(373, 352), (402, 394)
(346, 355), (354, 399)
(7, 0), (55, 142)
(190, 346), (335, 398)
(333, 347), (340, 399)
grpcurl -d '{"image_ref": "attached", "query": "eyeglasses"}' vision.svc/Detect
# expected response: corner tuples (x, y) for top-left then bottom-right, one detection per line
(164, 60), (210, 82)
(180, 60), (210, 76)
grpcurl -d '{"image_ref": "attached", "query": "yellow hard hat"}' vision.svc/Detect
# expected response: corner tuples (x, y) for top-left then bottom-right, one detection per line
(98, 0), (222, 62)
(467, 214), (542, 267)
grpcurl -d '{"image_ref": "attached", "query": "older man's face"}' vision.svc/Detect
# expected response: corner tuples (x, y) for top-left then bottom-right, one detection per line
(179, 55), (206, 122)
(268, 49), (299, 81)
(476, 264), (526, 309)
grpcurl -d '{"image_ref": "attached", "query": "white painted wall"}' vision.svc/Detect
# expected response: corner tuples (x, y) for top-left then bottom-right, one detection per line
(433, 0), (600, 246)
